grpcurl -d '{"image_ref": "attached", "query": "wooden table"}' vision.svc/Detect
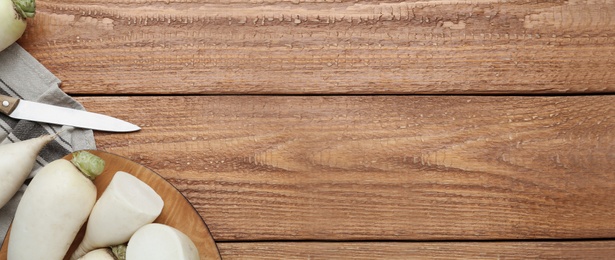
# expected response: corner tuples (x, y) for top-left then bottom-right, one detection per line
(18, 0), (615, 258)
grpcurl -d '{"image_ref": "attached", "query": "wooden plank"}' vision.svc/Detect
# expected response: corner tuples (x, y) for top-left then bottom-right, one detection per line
(18, 0), (615, 94)
(78, 96), (614, 241)
(216, 241), (615, 259)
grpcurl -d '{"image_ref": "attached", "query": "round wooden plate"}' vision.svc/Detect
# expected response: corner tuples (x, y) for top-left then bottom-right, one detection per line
(0, 150), (221, 260)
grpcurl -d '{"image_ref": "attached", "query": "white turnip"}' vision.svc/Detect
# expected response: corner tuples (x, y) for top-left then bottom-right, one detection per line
(0, 135), (54, 209)
(78, 248), (116, 260)
(0, 0), (35, 52)
(8, 151), (105, 260)
(71, 171), (164, 259)
(126, 223), (199, 260)
(78, 245), (126, 260)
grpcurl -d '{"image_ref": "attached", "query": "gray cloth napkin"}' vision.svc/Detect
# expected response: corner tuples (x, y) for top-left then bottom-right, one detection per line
(0, 43), (96, 243)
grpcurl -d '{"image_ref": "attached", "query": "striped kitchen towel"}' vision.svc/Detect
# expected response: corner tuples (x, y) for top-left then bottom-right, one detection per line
(0, 43), (96, 242)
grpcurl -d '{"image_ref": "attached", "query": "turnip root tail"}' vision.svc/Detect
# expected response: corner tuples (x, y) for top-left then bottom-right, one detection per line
(0, 134), (55, 209)
(71, 151), (105, 180)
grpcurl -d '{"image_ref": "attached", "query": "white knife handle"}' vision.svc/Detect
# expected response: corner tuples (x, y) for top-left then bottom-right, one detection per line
(0, 94), (20, 116)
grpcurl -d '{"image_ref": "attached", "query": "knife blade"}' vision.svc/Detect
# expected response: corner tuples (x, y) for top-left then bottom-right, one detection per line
(0, 94), (140, 132)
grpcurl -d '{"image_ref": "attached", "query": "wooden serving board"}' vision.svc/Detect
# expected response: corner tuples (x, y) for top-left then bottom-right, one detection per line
(0, 150), (221, 260)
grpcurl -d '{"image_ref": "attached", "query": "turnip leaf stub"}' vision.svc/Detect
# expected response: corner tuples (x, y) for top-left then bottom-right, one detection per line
(11, 0), (36, 19)
(71, 151), (105, 180)
(111, 244), (127, 260)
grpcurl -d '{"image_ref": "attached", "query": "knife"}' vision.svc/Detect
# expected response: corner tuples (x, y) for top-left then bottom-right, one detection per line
(0, 94), (140, 132)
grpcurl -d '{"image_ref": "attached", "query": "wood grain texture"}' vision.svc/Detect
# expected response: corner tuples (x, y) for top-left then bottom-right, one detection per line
(16, 0), (615, 94)
(217, 241), (615, 259)
(75, 95), (614, 241)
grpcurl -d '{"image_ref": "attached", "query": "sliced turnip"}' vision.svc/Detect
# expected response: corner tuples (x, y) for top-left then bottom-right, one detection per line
(71, 171), (164, 259)
(0, 135), (54, 209)
(8, 151), (105, 260)
(126, 223), (199, 260)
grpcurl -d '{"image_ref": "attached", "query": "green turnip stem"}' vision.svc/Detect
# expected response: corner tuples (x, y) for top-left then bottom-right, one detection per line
(71, 151), (105, 180)
(11, 0), (35, 19)
(111, 244), (127, 260)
